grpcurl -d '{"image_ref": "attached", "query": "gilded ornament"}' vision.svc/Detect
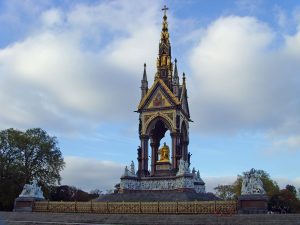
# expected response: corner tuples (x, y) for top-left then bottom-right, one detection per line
(157, 142), (170, 162)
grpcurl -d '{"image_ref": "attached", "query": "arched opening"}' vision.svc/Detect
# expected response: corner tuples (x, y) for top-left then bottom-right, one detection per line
(158, 130), (171, 161)
(146, 117), (173, 176)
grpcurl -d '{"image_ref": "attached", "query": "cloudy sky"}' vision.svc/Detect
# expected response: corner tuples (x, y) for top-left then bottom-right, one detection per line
(1, 0), (300, 192)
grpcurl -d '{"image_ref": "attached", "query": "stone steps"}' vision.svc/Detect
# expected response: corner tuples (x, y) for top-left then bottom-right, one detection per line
(1, 212), (300, 225)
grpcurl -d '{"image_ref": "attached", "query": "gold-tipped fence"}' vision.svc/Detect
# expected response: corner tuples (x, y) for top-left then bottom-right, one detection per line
(33, 201), (237, 214)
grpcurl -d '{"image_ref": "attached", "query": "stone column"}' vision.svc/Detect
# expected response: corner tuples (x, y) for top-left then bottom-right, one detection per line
(150, 142), (155, 176)
(137, 146), (142, 177)
(171, 132), (179, 170)
(140, 135), (149, 177)
(150, 140), (159, 176)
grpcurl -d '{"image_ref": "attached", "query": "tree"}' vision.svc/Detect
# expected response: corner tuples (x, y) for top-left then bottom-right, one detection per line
(90, 189), (103, 197)
(214, 184), (235, 200)
(286, 184), (297, 197)
(50, 185), (99, 201)
(269, 189), (300, 213)
(0, 128), (65, 210)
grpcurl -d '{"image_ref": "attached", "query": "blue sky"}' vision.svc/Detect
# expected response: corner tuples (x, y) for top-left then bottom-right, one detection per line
(1, 0), (300, 192)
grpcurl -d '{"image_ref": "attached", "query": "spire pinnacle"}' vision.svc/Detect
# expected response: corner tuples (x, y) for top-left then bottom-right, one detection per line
(155, 5), (173, 89)
(143, 63), (147, 81)
(141, 63), (148, 99)
(162, 5), (169, 16)
(174, 58), (178, 79)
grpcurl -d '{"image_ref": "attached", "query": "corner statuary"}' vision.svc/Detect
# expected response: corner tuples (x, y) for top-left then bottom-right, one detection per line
(14, 179), (45, 212)
(241, 168), (266, 195)
(238, 168), (268, 214)
(122, 161), (137, 178)
(19, 180), (45, 199)
(177, 158), (190, 176)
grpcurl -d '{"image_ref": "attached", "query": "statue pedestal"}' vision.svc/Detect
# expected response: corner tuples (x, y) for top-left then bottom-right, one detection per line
(155, 161), (172, 177)
(14, 180), (45, 212)
(156, 161), (171, 171)
(14, 197), (44, 212)
(238, 194), (268, 214)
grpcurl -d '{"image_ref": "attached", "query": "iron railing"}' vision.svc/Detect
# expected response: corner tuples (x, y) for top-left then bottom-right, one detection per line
(33, 200), (237, 214)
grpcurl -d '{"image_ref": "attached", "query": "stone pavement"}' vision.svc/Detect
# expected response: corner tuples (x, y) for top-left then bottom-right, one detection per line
(1, 211), (300, 225)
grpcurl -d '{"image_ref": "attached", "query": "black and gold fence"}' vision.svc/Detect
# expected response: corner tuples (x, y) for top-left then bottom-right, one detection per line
(33, 201), (237, 214)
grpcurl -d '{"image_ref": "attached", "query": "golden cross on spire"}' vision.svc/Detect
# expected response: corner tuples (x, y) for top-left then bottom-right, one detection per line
(162, 5), (169, 16)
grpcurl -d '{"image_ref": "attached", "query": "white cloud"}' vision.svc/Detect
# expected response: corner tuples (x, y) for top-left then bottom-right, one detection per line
(268, 134), (300, 152)
(274, 177), (300, 190)
(0, 0), (161, 134)
(273, 5), (287, 28)
(204, 175), (237, 193)
(188, 15), (300, 151)
(61, 156), (124, 192)
(41, 8), (63, 27)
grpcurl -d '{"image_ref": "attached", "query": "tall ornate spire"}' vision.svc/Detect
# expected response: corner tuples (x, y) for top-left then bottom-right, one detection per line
(141, 63), (148, 99)
(155, 5), (173, 89)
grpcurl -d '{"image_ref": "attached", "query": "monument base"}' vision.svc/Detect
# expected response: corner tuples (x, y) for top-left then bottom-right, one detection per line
(14, 197), (44, 212)
(119, 174), (205, 194)
(238, 194), (268, 214)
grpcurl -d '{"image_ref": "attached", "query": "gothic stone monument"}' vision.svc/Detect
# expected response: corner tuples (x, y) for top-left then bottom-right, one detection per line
(14, 180), (45, 212)
(98, 6), (211, 202)
(238, 168), (268, 214)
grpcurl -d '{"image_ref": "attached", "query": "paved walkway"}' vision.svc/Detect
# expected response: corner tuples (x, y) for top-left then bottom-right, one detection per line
(1, 212), (300, 225)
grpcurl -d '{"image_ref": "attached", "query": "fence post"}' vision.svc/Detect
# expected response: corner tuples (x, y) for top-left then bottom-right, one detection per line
(176, 201), (178, 214)
(139, 201), (142, 214)
(91, 201), (93, 213)
(106, 202), (109, 214)
(47, 200), (49, 212)
(75, 201), (77, 213)
(214, 200), (217, 214)
(157, 201), (159, 213)
(32, 200), (35, 212)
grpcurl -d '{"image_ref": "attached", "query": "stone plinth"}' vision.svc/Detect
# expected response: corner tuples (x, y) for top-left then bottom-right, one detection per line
(238, 194), (268, 214)
(156, 161), (171, 171)
(14, 197), (44, 212)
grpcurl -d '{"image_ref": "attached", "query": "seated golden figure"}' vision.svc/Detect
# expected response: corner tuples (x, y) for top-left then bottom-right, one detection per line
(158, 142), (170, 162)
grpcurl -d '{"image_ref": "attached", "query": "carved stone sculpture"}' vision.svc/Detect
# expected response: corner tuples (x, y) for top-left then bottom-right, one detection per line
(122, 166), (130, 177)
(241, 168), (266, 195)
(19, 180), (44, 199)
(130, 161), (136, 177)
(177, 158), (190, 176)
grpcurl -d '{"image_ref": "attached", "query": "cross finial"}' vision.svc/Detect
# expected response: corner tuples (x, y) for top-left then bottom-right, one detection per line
(162, 5), (169, 16)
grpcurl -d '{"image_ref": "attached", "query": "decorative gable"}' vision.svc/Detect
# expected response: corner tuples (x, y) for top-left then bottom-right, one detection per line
(138, 79), (180, 111)
(146, 89), (172, 109)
